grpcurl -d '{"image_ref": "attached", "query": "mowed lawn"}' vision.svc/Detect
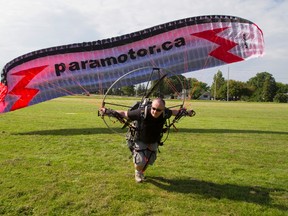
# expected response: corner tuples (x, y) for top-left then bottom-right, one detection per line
(0, 96), (287, 215)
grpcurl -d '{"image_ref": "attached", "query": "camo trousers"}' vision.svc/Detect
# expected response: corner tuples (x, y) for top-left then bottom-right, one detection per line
(133, 141), (158, 167)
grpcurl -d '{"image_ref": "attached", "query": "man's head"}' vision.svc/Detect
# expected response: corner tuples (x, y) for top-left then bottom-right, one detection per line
(150, 98), (165, 118)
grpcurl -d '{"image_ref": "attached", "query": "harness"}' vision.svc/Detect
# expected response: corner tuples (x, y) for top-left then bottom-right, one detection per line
(126, 103), (171, 172)
(126, 103), (170, 146)
(126, 104), (149, 152)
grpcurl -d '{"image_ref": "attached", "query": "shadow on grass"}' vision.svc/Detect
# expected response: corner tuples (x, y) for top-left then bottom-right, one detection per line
(180, 128), (288, 135)
(148, 176), (288, 211)
(14, 128), (288, 136)
(13, 127), (122, 136)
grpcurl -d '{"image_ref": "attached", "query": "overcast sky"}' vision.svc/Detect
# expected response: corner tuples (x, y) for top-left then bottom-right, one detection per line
(0, 0), (287, 85)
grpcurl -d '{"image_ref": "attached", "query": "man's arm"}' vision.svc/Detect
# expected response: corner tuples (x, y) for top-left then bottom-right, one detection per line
(99, 107), (128, 119)
(170, 108), (194, 117)
(117, 110), (128, 119)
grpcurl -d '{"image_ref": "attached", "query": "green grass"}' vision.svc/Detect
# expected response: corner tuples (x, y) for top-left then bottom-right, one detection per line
(0, 96), (287, 215)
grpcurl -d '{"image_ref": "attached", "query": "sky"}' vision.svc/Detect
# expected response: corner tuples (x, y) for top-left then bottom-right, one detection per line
(0, 0), (287, 85)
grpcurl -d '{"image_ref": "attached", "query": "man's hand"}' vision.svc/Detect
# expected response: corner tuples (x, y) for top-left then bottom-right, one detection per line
(178, 108), (196, 117)
(186, 109), (196, 117)
(98, 107), (112, 116)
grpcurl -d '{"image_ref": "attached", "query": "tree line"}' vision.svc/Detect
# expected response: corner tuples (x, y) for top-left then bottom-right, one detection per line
(211, 71), (287, 102)
(107, 71), (288, 103)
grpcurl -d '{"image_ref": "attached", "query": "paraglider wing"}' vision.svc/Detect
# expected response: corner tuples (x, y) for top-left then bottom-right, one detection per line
(0, 15), (264, 113)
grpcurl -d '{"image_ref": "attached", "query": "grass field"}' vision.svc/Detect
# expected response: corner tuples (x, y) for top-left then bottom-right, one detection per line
(0, 96), (287, 215)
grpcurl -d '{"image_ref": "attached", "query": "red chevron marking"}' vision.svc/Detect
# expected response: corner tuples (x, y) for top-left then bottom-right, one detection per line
(9, 65), (48, 111)
(192, 27), (244, 63)
(0, 83), (8, 102)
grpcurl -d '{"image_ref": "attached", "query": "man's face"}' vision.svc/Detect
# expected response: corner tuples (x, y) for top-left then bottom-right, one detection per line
(150, 100), (164, 118)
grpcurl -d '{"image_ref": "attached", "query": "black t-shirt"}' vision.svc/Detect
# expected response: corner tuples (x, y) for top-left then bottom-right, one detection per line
(128, 107), (172, 143)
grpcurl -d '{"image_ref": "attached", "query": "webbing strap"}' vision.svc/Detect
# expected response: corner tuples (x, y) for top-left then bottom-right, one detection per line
(134, 148), (155, 172)
(142, 149), (155, 172)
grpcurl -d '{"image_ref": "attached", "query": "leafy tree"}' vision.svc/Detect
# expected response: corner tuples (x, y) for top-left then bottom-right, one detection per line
(227, 80), (239, 100)
(276, 82), (288, 94)
(187, 78), (209, 99)
(273, 93), (288, 103)
(247, 72), (277, 102)
(150, 75), (186, 97)
(226, 80), (250, 100)
(274, 82), (288, 103)
(121, 85), (135, 96)
(262, 76), (275, 102)
(136, 83), (146, 96)
(211, 70), (225, 100)
(108, 88), (123, 95)
(220, 77), (253, 101)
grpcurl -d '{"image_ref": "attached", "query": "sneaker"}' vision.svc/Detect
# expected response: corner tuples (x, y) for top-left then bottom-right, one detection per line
(135, 170), (145, 183)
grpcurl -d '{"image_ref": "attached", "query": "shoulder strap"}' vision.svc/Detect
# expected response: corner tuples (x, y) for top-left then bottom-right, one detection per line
(163, 108), (171, 119)
(143, 105), (148, 119)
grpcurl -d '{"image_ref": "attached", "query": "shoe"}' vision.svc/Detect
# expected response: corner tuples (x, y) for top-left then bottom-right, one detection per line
(135, 170), (145, 183)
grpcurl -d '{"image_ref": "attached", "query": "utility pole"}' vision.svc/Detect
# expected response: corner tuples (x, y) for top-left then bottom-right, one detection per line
(214, 76), (217, 100)
(227, 67), (229, 101)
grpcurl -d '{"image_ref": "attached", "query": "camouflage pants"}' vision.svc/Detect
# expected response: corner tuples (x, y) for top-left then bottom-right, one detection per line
(133, 141), (158, 167)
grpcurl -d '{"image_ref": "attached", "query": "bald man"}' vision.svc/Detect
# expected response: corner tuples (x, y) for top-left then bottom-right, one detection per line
(101, 98), (194, 183)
